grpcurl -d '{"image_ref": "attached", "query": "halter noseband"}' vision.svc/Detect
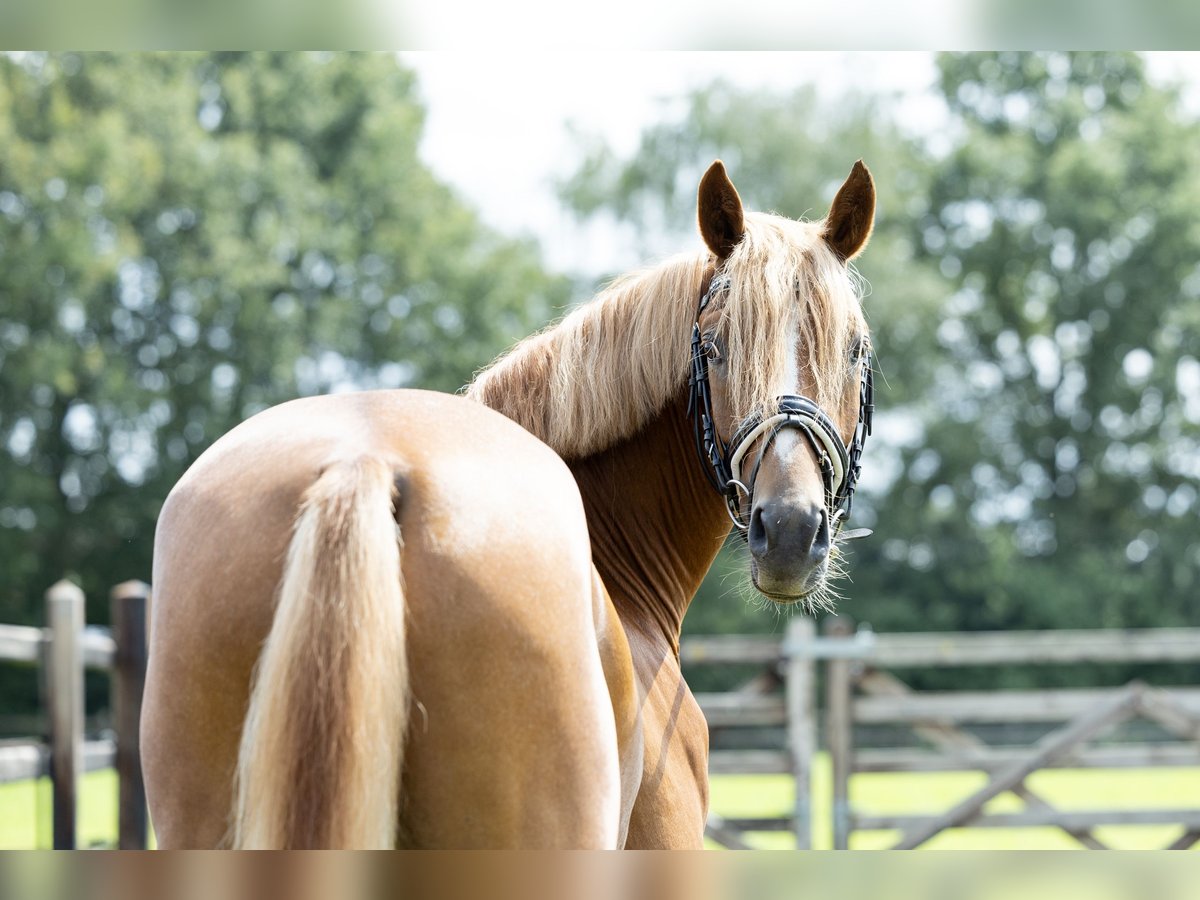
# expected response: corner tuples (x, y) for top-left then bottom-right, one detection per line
(686, 273), (875, 540)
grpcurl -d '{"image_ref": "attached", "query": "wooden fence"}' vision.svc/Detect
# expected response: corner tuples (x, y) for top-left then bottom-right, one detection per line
(5, 583), (1198, 850)
(682, 616), (872, 848)
(0, 579), (148, 849)
(681, 619), (1200, 850)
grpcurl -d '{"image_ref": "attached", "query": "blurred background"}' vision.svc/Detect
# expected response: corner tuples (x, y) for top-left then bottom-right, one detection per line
(0, 51), (1198, 847)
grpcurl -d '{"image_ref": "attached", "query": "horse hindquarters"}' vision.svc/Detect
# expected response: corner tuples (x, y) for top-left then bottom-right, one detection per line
(144, 390), (622, 849)
(234, 456), (407, 849)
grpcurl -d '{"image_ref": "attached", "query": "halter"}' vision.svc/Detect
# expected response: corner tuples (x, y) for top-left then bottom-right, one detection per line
(686, 273), (875, 540)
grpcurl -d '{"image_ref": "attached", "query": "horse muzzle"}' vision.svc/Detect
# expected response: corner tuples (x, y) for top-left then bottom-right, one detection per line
(747, 499), (831, 600)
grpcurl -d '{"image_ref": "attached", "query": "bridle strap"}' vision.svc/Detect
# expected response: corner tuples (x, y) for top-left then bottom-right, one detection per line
(686, 273), (874, 539)
(728, 402), (848, 501)
(686, 275), (734, 494)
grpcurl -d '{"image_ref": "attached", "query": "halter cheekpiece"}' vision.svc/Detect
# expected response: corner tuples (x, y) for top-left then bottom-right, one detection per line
(686, 273), (875, 540)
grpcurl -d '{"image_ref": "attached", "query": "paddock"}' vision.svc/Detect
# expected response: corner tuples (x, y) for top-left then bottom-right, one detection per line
(3, 578), (1199, 849)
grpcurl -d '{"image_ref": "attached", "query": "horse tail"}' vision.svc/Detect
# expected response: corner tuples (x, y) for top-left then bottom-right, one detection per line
(233, 456), (408, 849)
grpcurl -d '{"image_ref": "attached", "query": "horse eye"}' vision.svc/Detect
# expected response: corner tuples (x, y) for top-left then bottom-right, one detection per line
(849, 338), (867, 364)
(703, 339), (723, 363)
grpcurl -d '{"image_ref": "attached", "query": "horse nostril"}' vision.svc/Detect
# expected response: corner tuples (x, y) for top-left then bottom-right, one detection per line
(811, 508), (831, 561)
(794, 507), (819, 557)
(750, 501), (829, 564)
(748, 504), (772, 557)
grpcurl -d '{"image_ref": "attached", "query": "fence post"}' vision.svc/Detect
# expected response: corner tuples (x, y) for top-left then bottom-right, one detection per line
(46, 579), (85, 850)
(825, 615), (855, 850)
(112, 580), (149, 849)
(785, 616), (816, 849)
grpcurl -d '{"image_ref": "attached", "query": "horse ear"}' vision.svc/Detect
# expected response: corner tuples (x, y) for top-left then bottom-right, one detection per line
(822, 160), (876, 262)
(697, 160), (745, 261)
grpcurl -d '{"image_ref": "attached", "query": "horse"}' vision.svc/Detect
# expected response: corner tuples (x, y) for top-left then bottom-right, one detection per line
(466, 159), (876, 847)
(141, 158), (876, 849)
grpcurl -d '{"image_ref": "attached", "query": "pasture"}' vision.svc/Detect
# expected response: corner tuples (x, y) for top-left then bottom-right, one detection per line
(3, 762), (1198, 850)
(710, 762), (1200, 850)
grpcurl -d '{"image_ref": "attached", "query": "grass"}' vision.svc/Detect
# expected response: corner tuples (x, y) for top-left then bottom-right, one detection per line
(0, 769), (122, 849)
(2, 760), (1197, 849)
(708, 755), (1200, 849)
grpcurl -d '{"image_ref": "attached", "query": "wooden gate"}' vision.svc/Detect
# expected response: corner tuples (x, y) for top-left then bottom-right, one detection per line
(823, 619), (1200, 849)
(682, 620), (1200, 849)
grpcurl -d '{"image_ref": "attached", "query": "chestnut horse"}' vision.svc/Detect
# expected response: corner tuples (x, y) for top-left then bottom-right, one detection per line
(141, 159), (876, 848)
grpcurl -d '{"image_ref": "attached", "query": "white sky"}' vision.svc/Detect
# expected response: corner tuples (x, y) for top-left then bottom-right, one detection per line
(395, 1), (977, 51)
(401, 51), (1200, 278)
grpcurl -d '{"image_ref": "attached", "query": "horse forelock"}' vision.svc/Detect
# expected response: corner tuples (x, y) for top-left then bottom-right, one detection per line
(466, 211), (867, 459)
(719, 213), (867, 429)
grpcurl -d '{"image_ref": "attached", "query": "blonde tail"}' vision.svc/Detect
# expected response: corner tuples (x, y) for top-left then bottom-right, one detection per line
(233, 456), (407, 848)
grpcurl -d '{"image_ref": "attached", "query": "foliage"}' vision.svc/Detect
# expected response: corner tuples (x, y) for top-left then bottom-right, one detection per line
(558, 55), (1200, 673)
(854, 52), (1200, 641)
(0, 52), (569, 717)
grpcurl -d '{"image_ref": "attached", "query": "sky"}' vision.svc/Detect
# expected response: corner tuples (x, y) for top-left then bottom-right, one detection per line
(401, 52), (941, 276)
(401, 52), (1200, 278)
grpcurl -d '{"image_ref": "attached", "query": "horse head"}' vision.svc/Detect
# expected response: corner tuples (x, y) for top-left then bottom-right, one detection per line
(690, 159), (876, 605)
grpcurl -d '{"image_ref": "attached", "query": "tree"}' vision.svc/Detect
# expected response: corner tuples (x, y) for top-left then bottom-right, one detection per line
(862, 52), (1200, 639)
(0, 53), (569, 655)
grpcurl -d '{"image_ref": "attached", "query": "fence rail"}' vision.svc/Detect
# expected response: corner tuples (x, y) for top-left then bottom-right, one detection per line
(682, 620), (1200, 850)
(0, 580), (149, 849)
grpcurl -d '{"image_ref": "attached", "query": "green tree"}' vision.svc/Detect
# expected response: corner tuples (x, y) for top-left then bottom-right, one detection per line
(857, 52), (1200, 639)
(0, 52), (568, 653)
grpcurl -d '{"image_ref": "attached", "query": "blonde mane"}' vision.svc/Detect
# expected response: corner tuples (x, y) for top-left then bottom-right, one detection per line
(466, 211), (867, 460)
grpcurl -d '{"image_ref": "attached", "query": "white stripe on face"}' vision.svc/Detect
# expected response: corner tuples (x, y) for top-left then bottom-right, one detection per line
(771, 315), (804, 460)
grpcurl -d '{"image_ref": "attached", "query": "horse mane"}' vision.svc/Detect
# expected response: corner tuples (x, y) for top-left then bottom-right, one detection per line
(466, 212), (866, 460)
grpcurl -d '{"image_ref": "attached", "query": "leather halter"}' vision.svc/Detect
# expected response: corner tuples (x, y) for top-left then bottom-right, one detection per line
(686, 273), (874, 539)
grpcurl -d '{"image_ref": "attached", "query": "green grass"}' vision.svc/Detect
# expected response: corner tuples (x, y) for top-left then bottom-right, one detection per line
(708, 755), (1200, 849)
(2, 760), (1198, 849)
(0, 769), (122, 849)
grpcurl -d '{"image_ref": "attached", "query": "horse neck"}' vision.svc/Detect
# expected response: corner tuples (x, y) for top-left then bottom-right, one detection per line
(568, 390), (732, 655)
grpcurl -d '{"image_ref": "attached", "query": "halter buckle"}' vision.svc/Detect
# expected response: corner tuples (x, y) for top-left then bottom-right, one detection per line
(723, 479), (751, 531)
